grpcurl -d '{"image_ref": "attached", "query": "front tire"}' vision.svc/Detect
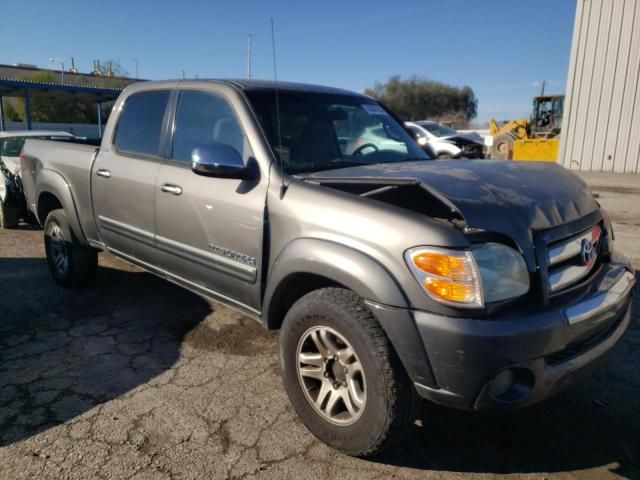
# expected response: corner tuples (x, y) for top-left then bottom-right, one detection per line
(280, 288), (419, 457)
(0, 199), (19, 229)
(490, 133), (515, 159)
(44, 209), (97, 288)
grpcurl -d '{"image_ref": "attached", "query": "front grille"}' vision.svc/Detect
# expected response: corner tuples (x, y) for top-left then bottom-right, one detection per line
(545, 224), (602, 293)
(461, 144), (485, 158)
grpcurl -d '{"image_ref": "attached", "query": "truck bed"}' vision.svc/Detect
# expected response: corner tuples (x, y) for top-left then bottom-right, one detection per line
(21, 139), (99, 235)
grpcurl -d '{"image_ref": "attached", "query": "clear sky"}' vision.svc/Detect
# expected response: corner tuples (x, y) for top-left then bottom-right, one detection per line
(0, 0), (576, 123)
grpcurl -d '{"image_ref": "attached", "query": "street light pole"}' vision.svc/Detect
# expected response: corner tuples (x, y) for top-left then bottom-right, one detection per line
(49, 58), (64, 83)
(246, 34), (253, 79)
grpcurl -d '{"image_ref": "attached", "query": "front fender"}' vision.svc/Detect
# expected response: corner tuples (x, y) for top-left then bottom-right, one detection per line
(263, 237), (438, 387)
(263, 238), (409, 323)
(431, 141), (461, 157)
(36, 169), (86, 242)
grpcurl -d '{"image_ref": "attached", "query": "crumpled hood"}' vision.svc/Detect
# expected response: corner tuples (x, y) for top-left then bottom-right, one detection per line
(308, 160), (599, 263)
(441, 132), (485, 145)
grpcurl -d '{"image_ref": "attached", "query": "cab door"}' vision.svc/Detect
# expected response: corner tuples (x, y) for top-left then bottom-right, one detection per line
(154, 88), (268, 311)
(92, 88), (172, 264)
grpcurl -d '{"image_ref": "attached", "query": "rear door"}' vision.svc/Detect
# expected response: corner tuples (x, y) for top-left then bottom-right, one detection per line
(154, 87), (268, 311)
(92, 88), (172, 264)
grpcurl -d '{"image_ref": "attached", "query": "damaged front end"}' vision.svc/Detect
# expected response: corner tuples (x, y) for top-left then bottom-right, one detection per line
(302, 160), (601, 272)
(300, 175), (468, 229)
(444, 135), (487, 159)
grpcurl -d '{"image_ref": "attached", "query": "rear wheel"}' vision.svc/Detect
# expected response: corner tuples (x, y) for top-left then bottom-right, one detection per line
(437, 153), (454, 159)
(280, 288), (419, 457)
(44, 209), (97, 288)
(0, 199), (19, 229)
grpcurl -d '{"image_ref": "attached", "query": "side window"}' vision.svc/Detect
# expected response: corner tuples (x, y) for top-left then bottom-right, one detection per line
(113, 90), (170, 157)
(172, 90), (245, 162)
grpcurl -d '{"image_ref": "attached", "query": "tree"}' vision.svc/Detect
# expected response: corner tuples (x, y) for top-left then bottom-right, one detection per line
(364, 75), (478, 126)
(95, 59), (129, 77)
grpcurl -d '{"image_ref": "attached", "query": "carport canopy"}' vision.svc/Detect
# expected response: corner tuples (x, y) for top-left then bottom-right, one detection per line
(0, 78), (124, 136)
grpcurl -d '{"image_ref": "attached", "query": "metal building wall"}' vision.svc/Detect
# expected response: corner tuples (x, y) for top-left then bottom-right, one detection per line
(560, 0), (640, 173)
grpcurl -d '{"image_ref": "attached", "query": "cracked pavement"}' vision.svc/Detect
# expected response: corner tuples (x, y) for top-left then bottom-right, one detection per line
(1, 185), (639, 479)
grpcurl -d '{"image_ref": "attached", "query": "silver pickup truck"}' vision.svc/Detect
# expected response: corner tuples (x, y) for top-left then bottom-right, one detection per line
(21, 79), (636, 457)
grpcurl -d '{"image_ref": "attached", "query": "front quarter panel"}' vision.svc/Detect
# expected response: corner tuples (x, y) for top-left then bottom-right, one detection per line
(264, 176), (471, 314)
(263, 237), (408, 318)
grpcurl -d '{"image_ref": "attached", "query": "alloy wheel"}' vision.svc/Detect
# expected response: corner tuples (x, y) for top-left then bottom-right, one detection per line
(49, 224), (69, 276)
(296, 326), (367, 425)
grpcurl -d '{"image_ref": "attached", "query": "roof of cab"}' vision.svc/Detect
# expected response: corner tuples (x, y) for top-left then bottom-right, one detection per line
(166, 79), (362, 96)
(219, 79), (359, 95)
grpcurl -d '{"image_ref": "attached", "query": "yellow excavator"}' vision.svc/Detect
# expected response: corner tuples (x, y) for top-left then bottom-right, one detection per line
(489, 94), (564, 161)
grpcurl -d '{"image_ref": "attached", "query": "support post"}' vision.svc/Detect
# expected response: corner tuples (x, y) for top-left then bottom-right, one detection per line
(97, 102), (103, 138)
(0, 96), (5, 131)
(24, 88), (32, 130)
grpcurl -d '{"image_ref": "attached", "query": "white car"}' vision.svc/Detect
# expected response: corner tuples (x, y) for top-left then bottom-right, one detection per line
(405, 121), (486, 159)
(0, 130), (74, 228)
(344, 125), (409, 156)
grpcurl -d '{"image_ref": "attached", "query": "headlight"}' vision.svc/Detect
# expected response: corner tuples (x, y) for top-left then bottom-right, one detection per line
(405, 243), (529, 307)
(405, 247), (483, 307)
(471, 243), (529, 303)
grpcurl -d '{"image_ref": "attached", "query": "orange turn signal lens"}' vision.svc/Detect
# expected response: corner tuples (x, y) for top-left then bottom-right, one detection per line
(406, 247), (483, 307)
(424, 277), (476, 303)
(412, 252), (470, 281)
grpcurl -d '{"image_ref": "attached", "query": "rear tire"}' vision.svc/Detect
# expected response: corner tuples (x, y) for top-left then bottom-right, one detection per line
(280, 288), (419, 457)
(0, 200), (19, 229)
(437, 153), (453, 159)
(44, 209), (97, 288)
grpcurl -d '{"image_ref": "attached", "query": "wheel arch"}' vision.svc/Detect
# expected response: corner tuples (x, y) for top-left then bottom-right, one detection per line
(262, 238), (408, 330)
(36, 170), (86, 242)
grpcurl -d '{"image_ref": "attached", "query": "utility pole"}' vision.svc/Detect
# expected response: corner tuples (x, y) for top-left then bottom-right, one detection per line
(182, 70), (186, 79)
(49, 58), (64, 83)
(133, 59), (139, 79)
(540, 80), (546, 96)
(246, 34), (253, 79)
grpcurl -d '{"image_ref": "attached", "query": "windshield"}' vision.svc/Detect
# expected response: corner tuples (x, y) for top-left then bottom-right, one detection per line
(246, 90), (429, 174)
(407, 125), (427, 138)
(418, 122), (457, 138)
(0, 135), (70, 157)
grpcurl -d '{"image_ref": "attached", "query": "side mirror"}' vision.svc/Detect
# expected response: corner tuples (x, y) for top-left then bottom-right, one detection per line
(191, 143), (245, 178)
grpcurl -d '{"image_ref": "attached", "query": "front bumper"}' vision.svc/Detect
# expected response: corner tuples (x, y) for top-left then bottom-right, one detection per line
(369, 259), (635, 411)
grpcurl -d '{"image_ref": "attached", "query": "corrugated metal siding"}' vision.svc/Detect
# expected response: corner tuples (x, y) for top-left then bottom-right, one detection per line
(560, 0), (640, 173)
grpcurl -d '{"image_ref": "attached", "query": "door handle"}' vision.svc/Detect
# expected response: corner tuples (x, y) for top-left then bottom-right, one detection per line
(96, 169), (111, 178)
(161, 183), (183, 195)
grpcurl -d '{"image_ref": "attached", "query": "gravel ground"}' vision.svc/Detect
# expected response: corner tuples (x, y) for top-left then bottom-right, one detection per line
(0, 186), (638, 480)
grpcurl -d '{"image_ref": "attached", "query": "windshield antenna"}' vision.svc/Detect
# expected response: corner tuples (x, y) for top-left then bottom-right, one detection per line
(271, 18), (286, 196)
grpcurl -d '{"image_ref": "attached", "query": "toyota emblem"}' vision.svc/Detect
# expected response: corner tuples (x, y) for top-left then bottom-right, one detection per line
(580, 238), (595, 265)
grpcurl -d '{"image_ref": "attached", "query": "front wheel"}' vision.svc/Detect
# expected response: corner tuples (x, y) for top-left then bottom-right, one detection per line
(490, 133), (515, 159)
(44, 209), (98, 288)
(280, 288), (419, 457)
